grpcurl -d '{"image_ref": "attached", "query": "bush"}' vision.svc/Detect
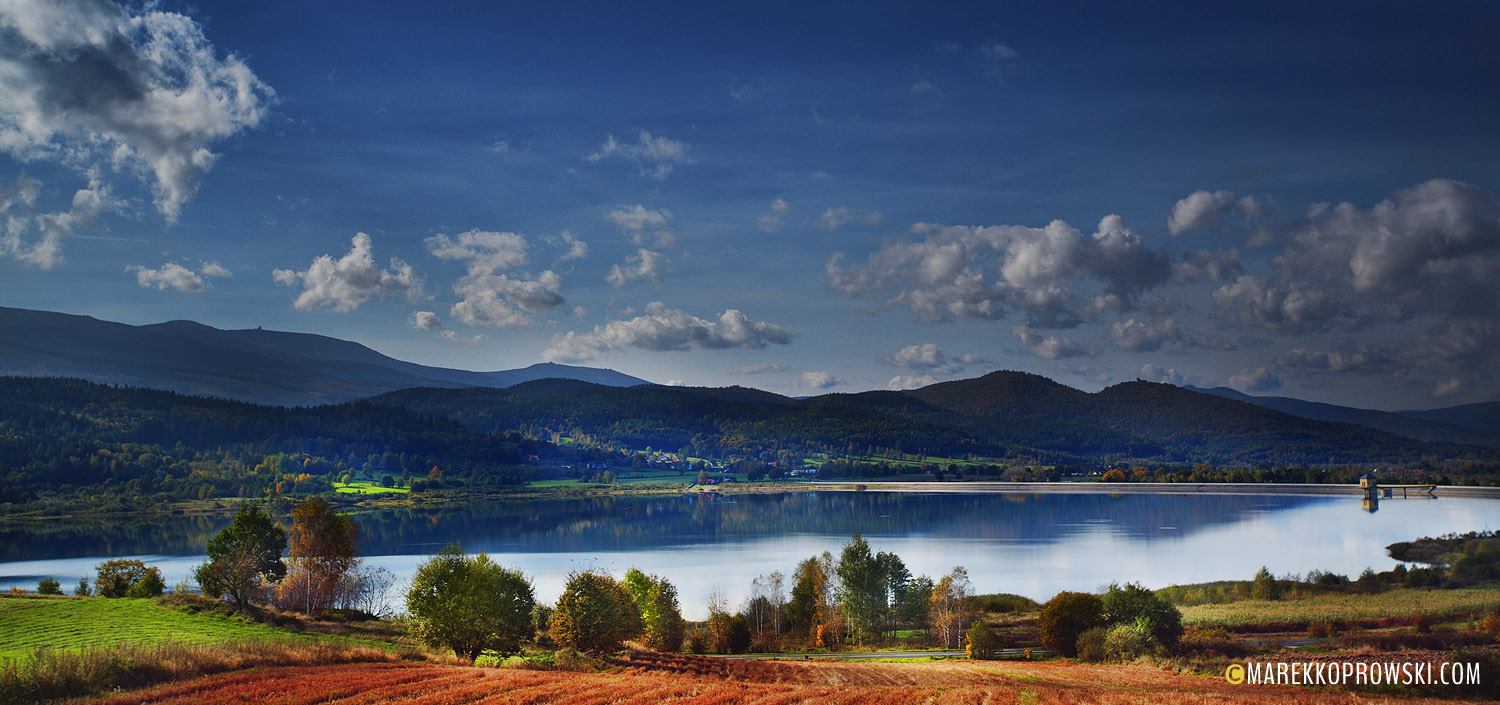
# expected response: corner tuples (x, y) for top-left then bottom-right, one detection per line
(125, 568), (166, 598)
(548, 571), (642, 655)
(35, 578), (61, 596)
(1038, 591), (1105, 656)
(1101, 583), (1182, 647)
(95, 560), (155, 598)
(966, 620), (1000, 659)
(1103, 621), (1154, 661)
(405, 544), (536, 660)
(1074, 626), (1108, 662)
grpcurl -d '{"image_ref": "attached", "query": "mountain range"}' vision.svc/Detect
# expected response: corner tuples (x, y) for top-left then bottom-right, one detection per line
(0, 306), (647, 405)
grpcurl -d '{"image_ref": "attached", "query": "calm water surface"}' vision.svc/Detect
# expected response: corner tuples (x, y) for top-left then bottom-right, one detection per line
(2, 491), (1495, 618)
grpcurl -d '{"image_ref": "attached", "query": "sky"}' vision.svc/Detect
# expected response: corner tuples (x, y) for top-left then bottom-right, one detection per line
(2, 0), (1499, 410)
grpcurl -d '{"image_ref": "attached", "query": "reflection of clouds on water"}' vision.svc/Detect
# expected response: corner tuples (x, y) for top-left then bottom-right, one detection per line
(0, 494), (1493, 620)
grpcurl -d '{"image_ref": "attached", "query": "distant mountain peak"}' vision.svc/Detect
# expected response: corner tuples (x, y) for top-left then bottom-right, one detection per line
(0, 306), (649, 405)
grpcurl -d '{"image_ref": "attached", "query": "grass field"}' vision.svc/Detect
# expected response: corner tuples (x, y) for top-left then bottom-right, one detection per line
(0, 595), (376, 659)
(331, 480), (409, 495)
(87, 654), (1486, 705)
(1181, 586), (1500, 628)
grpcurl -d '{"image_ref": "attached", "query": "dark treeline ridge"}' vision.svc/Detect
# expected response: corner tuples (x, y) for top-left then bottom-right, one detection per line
(0, 377), (551, 509)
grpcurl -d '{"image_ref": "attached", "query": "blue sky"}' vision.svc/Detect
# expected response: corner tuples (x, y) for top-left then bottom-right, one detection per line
(3, 0), (1499, 408)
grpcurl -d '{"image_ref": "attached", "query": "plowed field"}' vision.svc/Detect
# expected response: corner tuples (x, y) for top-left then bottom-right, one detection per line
(89, 654), (1484, 704)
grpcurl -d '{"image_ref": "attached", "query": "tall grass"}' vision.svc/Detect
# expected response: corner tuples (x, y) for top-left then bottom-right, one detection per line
(0, 639), (408, 705)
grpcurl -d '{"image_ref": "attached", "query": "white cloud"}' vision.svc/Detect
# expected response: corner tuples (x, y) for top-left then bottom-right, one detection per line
(736, 362), (794, 375)
(424, 229), (565, 328)
(0, 0), (273, 222)
(1167, 190), (1268, 236)
(1211, 275), (1341, 334)
(1013, 325), (1092, 359)
(1432, 377), (1462, 399)
(543, 302), (795, 362)
(0, 175), (112, 269)
(758, 198), (790, 232)
(605, 248), (666, 288)
(409, 309), (481, 345)
(798, 371), (843, 390)
(549, 231), (588, 264)
(1108, 318), (1181, 352)
(819, 207), (882, 231)
(128, 262), (203, 292)
(585, 129), (693, 180)
(1138, 363), (1193, 386)
(606, 205), (676, 247)
(273, 233), (422, 312)
(829, 215), (1169, 327)
(1228, 367), (1282, 393)
(199, 260), (231, 278)
(886, 374), (937, 391)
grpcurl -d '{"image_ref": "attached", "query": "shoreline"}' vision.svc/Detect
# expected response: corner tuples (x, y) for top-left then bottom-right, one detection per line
(800, 480), (1500, 499)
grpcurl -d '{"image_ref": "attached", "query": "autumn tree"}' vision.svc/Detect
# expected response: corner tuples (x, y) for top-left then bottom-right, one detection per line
(276, 497), (358, 613)
(548, 571), (642, 655)
(1038, 591), (1105, 656)
(195, 503), (287, 610)
(928, 566), (972, 648)
(95, 559), (164, 598)
(622, 568), (685, 652)
(406, 544), (536, 660)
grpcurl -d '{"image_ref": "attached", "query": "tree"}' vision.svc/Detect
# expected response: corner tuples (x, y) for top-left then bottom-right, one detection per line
(876, 552), (910, 639)
(785, 557), (824, 640)
(928, 567), (972, 649)
(1038, 592), (1105, 656)
(276, 497), (358, 613)
(836, 534), (885, 645)
(37, 578), (61, 595)
(96, 559), (159, 598)
(548, 571), (642, 655)
(195, 503), (287, 610)
(1101, 583), (1182, 647)
(406, 544), (536, 660)
(899, 575), (933, 631)
(622, 568), (685, 652)
(966, 620), (999, 660)
(74, 577), (90, 596)
(1251, 567), (1281, 600)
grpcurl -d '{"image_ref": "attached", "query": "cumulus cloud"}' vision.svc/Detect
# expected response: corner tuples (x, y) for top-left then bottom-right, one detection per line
(1277, 179), (1500, 320)
(797, 371), (842, 389)
(425, 229), (565, 328)
(0, 175), (112, 268)
(409, 310), (481, 345)
(886, 374), (937, 391)
(548, 231), (588, 264)
(542, 302), (795, 362)
(273, 233), (422, 312)
(1013, 325), (1093, 359)
(1228, 367), (1281, 393)
(1172, 248), (1243, 283)
(607, 205), (676, 247)
(1274, 346), (1396, 375)
(585, 129), (693, 180)
(758, 198), (789, 232)
(828, 215), (1169, 327)
(1138, 363), (1193, 386)
(0, 0), (273, 222)
(127, 259), (229, 292)
(1107, 318), (1181, 352)
(819, 207), (882, 231)
(1211, 275), (1342, 334)
(886, 342), (988, 373)
(1167, 190), (1268, 236)
(606, 248), (666, 287)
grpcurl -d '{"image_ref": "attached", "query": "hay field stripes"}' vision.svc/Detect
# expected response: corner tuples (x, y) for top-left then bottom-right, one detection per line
(88, 658), (1488, 705)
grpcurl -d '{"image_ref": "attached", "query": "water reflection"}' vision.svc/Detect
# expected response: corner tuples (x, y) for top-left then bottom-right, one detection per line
(1, 491), (1493, 619)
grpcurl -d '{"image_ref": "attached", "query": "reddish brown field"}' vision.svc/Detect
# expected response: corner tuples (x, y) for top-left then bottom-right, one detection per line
(89, 654), (1484, 705)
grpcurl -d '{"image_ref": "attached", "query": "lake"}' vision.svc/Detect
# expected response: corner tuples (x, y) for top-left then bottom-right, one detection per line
(2, 491), (1495, 618)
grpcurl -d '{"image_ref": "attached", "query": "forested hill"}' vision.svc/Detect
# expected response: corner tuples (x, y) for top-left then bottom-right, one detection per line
(0, 377), (549, 508)
(371, 371), (1489, 466)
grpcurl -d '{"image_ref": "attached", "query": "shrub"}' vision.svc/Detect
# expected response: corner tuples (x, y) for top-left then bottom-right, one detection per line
(966, 620), (1000, 659)
(1103, 621), (1154, 661)
(35, 578), (61, 596)
(1074, 626), (1108, 662)
(73, 578), (90, 597)
(1101, 583), (1182, 647)
(548, 571), (642, 655)
(95, 560), (152, 598)
(1038, 591), (1105, 656)
(125, 568), (166, 598)
(621, 569), (685, 652)
(405, 543), (536, 660)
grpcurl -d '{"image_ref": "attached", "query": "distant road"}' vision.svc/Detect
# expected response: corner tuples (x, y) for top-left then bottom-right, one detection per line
(802, 481), (1500, 499)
